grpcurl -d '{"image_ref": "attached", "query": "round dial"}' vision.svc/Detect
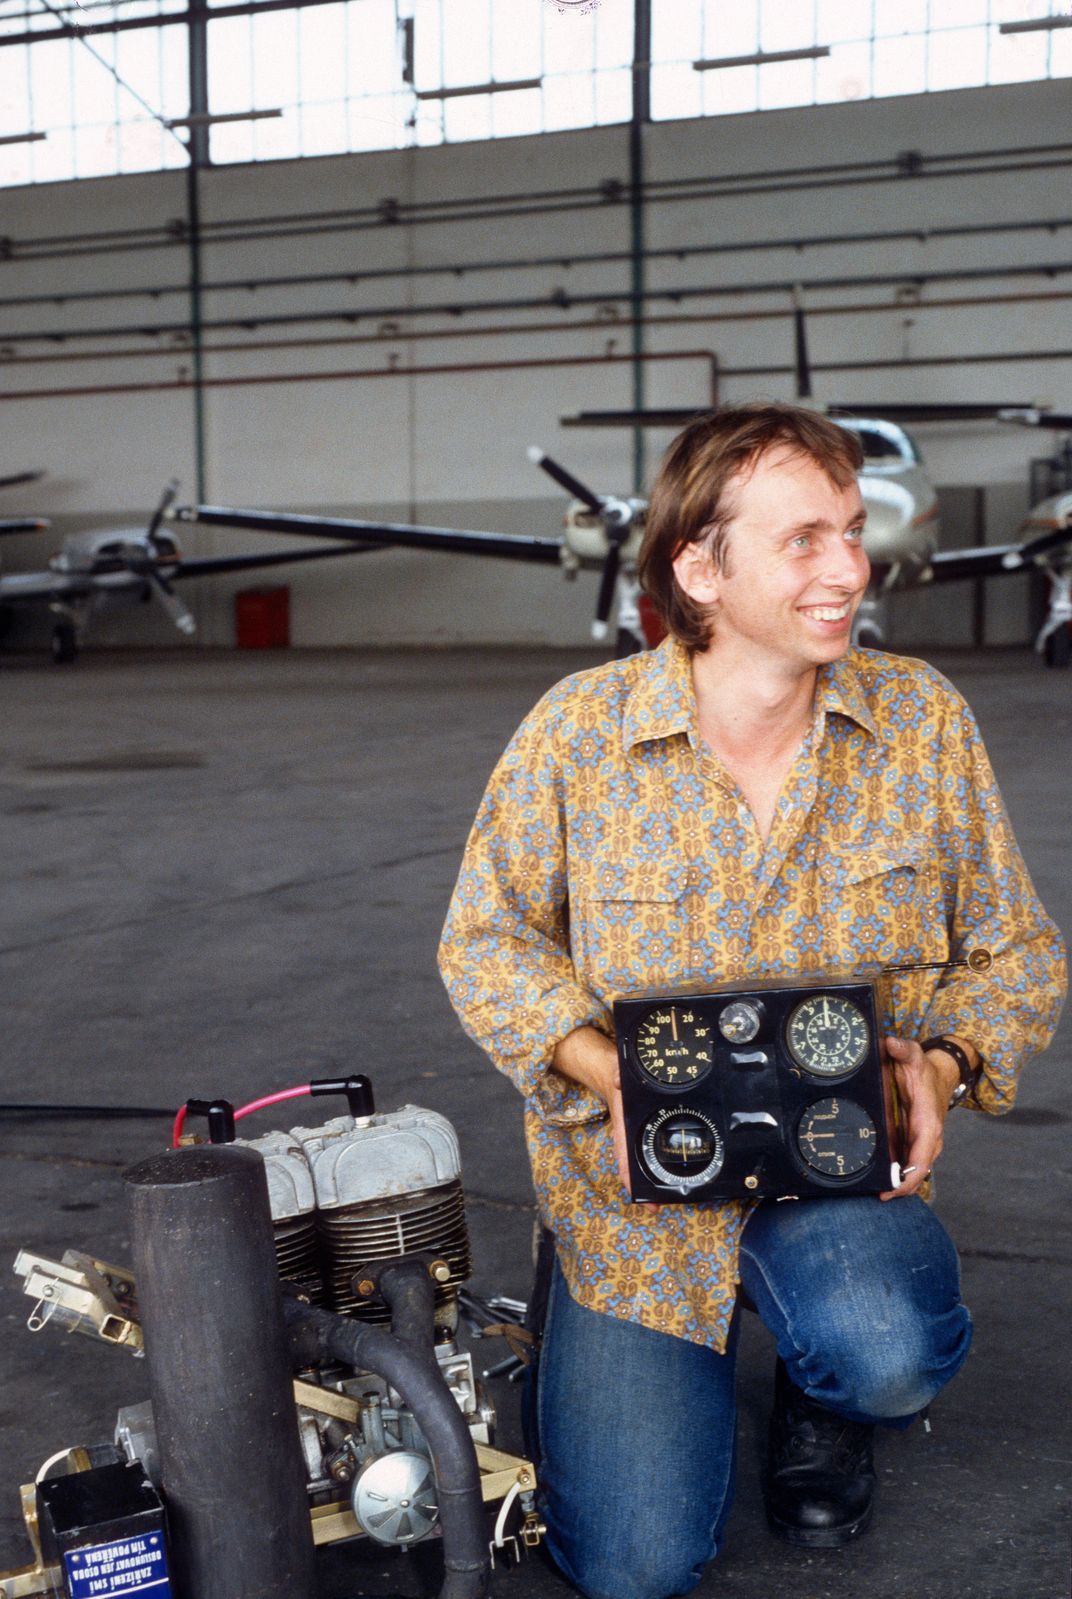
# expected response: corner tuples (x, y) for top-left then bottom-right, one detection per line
(633, 1005), (713, 1086)
(786, 993), (870, 1079)
(718, 999), (763, 1045)
(640, 1108), (725, 1189)
(795, 1096), (877, 1180)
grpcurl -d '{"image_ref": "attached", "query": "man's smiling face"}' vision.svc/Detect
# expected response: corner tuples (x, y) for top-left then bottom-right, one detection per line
(675, 445), (871, 676)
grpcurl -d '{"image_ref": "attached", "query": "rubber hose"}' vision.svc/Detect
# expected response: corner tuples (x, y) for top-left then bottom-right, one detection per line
(282, 1284), (491, 1599)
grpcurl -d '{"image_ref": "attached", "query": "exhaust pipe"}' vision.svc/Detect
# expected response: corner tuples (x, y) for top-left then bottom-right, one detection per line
(125, 1144), (317, 1599)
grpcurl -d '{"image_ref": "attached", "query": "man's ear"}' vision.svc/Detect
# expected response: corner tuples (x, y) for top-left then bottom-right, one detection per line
(672, 539), (721, 607)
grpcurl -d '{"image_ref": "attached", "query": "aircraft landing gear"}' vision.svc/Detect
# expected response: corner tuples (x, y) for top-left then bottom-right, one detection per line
(50, 621), (78, 664)
(1036, 564), (1072, 668)
(1043, 626), (1071, 669)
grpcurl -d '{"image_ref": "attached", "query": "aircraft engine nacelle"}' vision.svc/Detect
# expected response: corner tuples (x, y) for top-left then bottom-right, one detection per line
(859, 474), (937, 576)
(562, 499), (647, 568)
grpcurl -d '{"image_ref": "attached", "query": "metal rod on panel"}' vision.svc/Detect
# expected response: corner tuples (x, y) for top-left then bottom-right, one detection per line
(185, 0), (209, 504)
(630, 0), (651, 496)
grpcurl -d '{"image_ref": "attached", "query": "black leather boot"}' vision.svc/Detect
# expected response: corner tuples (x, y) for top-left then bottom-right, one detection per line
(765, 1359), (876, 1547)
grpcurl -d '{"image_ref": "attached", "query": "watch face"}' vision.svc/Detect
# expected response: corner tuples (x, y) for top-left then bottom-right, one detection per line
(785, 993), (870, 1079)
(634, 1005), (713, 1086)
(795, 1096), (877, 1180)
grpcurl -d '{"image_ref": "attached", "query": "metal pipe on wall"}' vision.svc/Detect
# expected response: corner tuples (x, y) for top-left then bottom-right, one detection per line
(2, 287), (1070, 371)
(2, 143), (1070, 261)
(3, 258), (1070, 349)
(0, 346), (720, 405)
(1, 214), (1066, 314)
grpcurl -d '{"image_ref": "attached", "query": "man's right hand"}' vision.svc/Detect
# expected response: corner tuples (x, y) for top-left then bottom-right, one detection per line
(551, 1026), (631, 1193)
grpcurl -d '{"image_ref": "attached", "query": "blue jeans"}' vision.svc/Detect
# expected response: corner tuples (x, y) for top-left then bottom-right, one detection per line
(531, 1197), (972, 1599)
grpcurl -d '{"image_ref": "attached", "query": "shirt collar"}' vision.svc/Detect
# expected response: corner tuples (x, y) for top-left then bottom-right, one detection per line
(622, 635), (698, 753)
(622, 635), (878, 753)
(815, 652), (879, 740)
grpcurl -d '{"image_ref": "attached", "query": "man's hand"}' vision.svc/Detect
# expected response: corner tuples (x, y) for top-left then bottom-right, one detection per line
(879, 1035), (962, 1201)
(552, 1026), (631, 1192)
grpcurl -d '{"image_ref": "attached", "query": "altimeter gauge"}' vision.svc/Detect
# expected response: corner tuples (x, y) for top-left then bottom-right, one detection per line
(795, 1097), (877, 1180)
(786, 993), (870, 1079)
(639, 1108), (725, 1190)
(633, 1005), (713, 1086)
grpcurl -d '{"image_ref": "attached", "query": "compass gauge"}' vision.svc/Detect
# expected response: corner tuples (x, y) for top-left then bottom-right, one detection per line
(640, 1108), (725, 1190)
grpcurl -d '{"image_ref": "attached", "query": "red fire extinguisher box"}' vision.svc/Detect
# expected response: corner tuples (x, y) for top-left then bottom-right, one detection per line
(234, 586), (290, 648)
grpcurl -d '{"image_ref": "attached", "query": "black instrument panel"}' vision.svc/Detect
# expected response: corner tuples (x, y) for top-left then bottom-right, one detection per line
(615, 976), (903, 1202)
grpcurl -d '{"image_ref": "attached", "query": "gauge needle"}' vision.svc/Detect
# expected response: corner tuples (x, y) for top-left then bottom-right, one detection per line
(823, 997), (830, 1025)
(671, 1009), (678, 1042)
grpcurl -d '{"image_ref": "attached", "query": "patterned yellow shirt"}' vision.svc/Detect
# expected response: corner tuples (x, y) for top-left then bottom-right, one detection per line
(438, 638), (1066, 1352)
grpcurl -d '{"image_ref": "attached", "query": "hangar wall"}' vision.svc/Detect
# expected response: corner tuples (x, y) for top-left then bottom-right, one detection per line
(0, 76), (1067, 650)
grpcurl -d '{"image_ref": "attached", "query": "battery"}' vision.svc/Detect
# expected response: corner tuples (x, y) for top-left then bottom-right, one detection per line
(37, 1461), (172, 1599)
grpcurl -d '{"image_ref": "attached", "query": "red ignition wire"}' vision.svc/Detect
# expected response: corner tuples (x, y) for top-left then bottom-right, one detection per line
(171, 1084), (312, 1148)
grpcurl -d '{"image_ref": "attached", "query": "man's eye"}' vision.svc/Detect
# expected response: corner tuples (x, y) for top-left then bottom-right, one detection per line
(845, 527), (865, 543)
(791, 534), (812, 549)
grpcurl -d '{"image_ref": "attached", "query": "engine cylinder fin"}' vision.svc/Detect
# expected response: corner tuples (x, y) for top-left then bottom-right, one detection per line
(316, 1178), (472, 1324)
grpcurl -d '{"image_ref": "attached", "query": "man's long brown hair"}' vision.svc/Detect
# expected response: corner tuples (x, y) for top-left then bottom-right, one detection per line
(638, 403), (864, 651)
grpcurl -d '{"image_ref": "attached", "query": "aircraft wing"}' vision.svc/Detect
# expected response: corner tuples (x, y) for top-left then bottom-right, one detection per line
(171, 541), (380, 579)
(176, 506), (565, 566)
(926, 525), (1072, 584)
(0, 542), (372, 605)
(0, 570), (95, 601)
(0, 518), (50, 536)
(560, 409), (707, 429)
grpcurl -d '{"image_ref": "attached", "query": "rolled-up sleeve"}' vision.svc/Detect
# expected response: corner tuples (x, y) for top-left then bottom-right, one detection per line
(919, 689), (1066, 1113)
(438, 694), (610, 1125)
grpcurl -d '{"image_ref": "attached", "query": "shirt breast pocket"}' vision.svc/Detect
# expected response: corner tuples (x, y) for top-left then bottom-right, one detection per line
(819, 842), (948, 969)
(574, 858), (694, 993)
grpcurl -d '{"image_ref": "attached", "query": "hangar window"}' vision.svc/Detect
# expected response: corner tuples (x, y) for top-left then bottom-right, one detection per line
(0, 0), (188, 186)
(205, 0), (635, 164)
(650, 0), (1072, 120)
(0, 0), (1068, 184)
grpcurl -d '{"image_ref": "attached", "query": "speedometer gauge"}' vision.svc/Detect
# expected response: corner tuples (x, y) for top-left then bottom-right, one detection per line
(786, 993), (869, 1079)
(633, 1005), (713, 1086)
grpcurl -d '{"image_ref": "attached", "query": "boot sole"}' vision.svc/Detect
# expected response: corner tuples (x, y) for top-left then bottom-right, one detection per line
(766, 1500), (874, 1548)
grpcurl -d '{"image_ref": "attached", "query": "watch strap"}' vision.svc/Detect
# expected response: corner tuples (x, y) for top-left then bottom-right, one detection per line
(920, 1036), (980, 1107)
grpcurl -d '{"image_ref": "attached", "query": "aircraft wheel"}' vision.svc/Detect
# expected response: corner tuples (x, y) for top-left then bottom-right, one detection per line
(1043, 627), (1071, 669)
(51, 622), (78, 664)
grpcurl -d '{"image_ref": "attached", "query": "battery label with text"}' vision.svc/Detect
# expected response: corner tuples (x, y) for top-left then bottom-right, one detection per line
(64, 1532), (172, 1598)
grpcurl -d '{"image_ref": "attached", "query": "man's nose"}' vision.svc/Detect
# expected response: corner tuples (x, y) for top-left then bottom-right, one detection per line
(822, 539), (870, 589)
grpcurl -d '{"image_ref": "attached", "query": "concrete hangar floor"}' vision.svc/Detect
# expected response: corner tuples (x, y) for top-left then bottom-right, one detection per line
(0, 643), (1067, 1599)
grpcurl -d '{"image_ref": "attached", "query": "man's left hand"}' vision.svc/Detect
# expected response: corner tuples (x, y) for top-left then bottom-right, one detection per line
(879, 1035), (961, 1201)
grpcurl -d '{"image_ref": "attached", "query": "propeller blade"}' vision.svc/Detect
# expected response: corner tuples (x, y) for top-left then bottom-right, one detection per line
(146, 479), (180, 546)
(792, 287), (812, 401)
(592, 544), (622, 642)
(147, 570), (196, 635)
(527, 447), (604, 515)
(0, 470), (44, 492)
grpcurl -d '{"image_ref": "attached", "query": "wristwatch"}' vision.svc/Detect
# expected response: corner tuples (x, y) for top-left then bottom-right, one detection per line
(920, 1036), (980, 1108)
